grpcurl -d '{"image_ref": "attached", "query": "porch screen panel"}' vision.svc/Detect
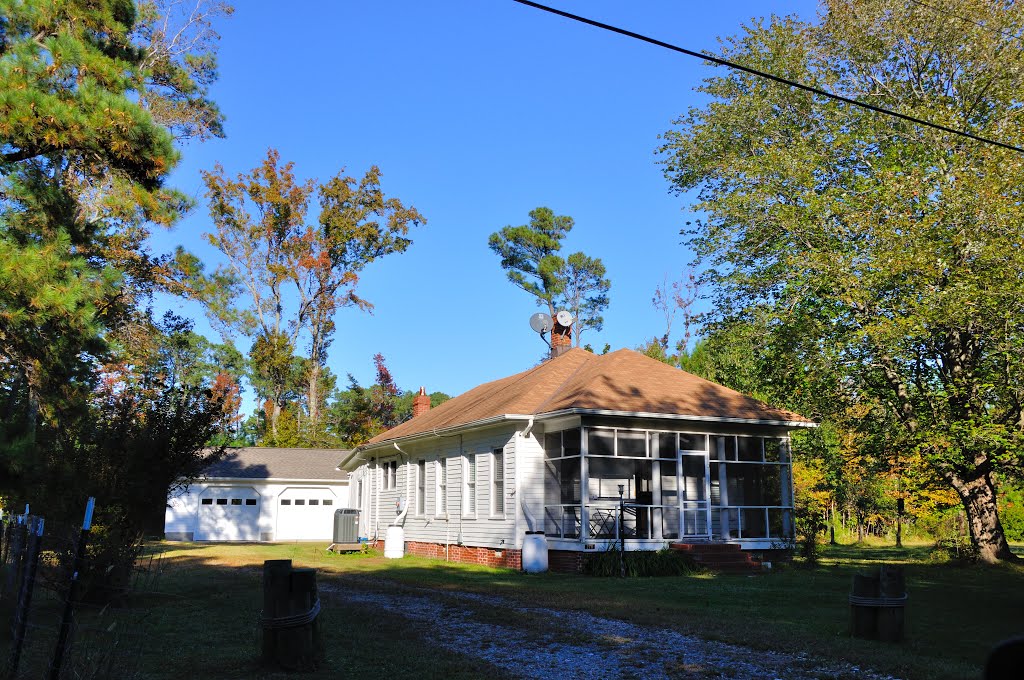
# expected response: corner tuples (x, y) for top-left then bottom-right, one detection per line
(588, 429), (614, 457)
(543, 428), (582, 539)
(679, 433), (706, 451)
(711, 436), (793, 540)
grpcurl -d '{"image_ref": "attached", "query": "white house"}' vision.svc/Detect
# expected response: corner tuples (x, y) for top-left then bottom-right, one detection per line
(164, 447), (351, 542)
(340, 348), (814, 571)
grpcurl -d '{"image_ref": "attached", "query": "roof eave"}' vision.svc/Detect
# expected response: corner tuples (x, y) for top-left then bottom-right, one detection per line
(535, 407), (817, 429)
(341, 408), (815, 470)
(196, 476), (350, 484)
(342, 414), (535, 469)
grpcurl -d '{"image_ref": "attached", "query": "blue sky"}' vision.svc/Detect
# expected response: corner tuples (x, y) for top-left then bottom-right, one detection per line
(153, 0), (818, 403)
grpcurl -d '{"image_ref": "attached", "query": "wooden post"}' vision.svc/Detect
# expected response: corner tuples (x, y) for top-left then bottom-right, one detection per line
(877, 565), (906, 642)
(283, 568), (319, 671)
(261, 559), (292, 664)
(850, 573), (879, 639)
(261, 560), (321, 671)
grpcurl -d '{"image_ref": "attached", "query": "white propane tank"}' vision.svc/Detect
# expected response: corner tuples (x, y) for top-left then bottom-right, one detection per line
(384, 525), (405, 559)
(522, 531), (548, 573)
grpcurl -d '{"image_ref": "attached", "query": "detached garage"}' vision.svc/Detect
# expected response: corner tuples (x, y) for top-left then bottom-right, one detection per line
(164, 447), (351, 542)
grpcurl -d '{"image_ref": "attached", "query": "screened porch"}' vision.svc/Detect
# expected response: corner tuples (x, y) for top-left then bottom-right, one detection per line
(543, 426), (794, 544)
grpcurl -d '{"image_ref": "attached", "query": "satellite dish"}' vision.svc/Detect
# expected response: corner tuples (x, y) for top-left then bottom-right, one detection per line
(529, 312), (553, 334)
(556, 310), (574, 326)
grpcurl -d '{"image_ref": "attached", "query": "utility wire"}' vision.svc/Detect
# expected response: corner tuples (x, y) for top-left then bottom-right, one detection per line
(511, 0), (1024, 155)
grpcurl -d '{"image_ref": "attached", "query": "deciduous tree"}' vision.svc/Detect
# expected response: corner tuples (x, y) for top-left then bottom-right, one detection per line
(187, 150), (423, 436)
(660, 0), (1024, 562)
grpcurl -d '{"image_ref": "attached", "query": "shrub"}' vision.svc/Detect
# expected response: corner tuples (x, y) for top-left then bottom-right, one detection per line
(583, 547), (698, 577)
(929, 536), (979, 564)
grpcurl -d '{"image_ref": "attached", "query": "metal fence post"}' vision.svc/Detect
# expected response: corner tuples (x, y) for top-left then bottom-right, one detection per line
(48, 497), (94, 680)
(8, 516), (44, 678)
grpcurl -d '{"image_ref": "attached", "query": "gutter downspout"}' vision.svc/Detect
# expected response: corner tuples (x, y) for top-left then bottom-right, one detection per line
(392, 442), (411, 527)
(519, 417), (538, 533)
(457, 435), (464, 546)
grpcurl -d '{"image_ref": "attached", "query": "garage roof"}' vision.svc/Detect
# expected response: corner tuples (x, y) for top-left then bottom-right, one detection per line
(203, 447), (349, 481)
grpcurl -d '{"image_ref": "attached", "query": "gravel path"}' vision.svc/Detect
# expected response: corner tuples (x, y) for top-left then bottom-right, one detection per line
(321, 581), (900, 680)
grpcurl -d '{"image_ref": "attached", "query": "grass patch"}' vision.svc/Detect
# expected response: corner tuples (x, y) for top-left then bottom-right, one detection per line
(7, 540), (1019, 679)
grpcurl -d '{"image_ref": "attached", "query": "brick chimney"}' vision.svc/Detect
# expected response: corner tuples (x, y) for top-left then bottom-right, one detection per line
(550, 322), (572, 359)
(412, 386), (431, 417)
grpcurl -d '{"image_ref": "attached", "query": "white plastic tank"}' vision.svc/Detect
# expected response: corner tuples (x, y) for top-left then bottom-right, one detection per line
(384, 525), (405, 559)
(522, 531), (548, 573)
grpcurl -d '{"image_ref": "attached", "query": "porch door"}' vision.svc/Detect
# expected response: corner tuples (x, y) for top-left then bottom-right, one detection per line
(680, 452), (710, 538)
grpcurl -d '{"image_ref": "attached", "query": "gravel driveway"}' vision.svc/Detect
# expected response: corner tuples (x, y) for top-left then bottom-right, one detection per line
(321, 581), (900, 680)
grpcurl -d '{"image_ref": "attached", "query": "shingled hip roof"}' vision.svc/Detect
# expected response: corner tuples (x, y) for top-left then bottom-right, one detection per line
(203, 447), (350, 481)
(358, 348), (812, 451)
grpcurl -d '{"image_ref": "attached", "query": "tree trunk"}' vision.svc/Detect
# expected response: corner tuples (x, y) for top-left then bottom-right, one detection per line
(24, 365), (38, 444)
(947, 470), (1017, 564)
(308, 363), (320, 431)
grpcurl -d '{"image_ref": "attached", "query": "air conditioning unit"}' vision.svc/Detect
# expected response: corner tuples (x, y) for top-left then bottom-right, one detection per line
(332, 508), (360, 544)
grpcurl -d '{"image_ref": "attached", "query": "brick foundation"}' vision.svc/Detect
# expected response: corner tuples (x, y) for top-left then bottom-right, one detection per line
(405, 541), (522, 569)
(548, 549), (592, 574)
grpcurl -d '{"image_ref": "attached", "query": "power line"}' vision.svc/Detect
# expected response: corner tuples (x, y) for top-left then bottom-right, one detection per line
(511, 0), (1024, 155)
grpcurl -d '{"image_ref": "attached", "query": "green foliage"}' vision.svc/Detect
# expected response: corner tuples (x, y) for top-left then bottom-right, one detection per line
(489, 207), (610, 346)
(330, 354), (401, 446)
(582, 547), (697, 577)
(0, 0), (233, 596)
(186, 149), (424, 438)
(660, 0), (1024, 562)
(999, 484), (1024, 542)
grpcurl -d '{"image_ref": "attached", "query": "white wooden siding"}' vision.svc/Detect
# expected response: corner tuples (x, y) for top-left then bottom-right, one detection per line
(355, 424), (529, 550)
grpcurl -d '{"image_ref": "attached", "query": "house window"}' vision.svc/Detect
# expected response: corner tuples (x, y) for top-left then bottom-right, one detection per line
(295, 499), (305, 506)
(201, 498), (213, 505)
(384, 460), (398, 490)
(416, 459), (426, 515)
(491, 449), (505, 516)
(216, 498), (227, 505)
(230, 498), (242, 505)
(245, 499), (257, 506)
(281, 499), (291, 506)
(435, 459), (448, 517)
(310, 499), (319, 506)
(463, 455), (477, 517)
(324, 499), (333, 506)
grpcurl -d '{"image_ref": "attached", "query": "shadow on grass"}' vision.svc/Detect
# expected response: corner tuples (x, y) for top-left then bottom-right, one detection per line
(118, 550), (515, 680)
(141, 542), (1024, 680)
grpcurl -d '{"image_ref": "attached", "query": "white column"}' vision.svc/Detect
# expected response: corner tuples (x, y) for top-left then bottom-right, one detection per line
(718, 437), (731, 540)
(580, 429), (590, 542)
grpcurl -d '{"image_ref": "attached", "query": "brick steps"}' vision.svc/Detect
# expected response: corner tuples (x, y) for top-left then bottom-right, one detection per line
(669, 542), (762, 574)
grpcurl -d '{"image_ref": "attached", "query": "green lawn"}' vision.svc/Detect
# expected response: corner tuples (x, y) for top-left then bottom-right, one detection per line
(6, 540), (1023, 679)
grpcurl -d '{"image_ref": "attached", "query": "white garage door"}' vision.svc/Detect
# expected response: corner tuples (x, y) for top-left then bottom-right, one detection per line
(276, 487), (337, 541)
(197, 486), (261, 541)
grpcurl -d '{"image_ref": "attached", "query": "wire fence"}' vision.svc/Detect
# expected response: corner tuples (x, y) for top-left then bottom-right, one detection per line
(1, 500), (163, 680)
